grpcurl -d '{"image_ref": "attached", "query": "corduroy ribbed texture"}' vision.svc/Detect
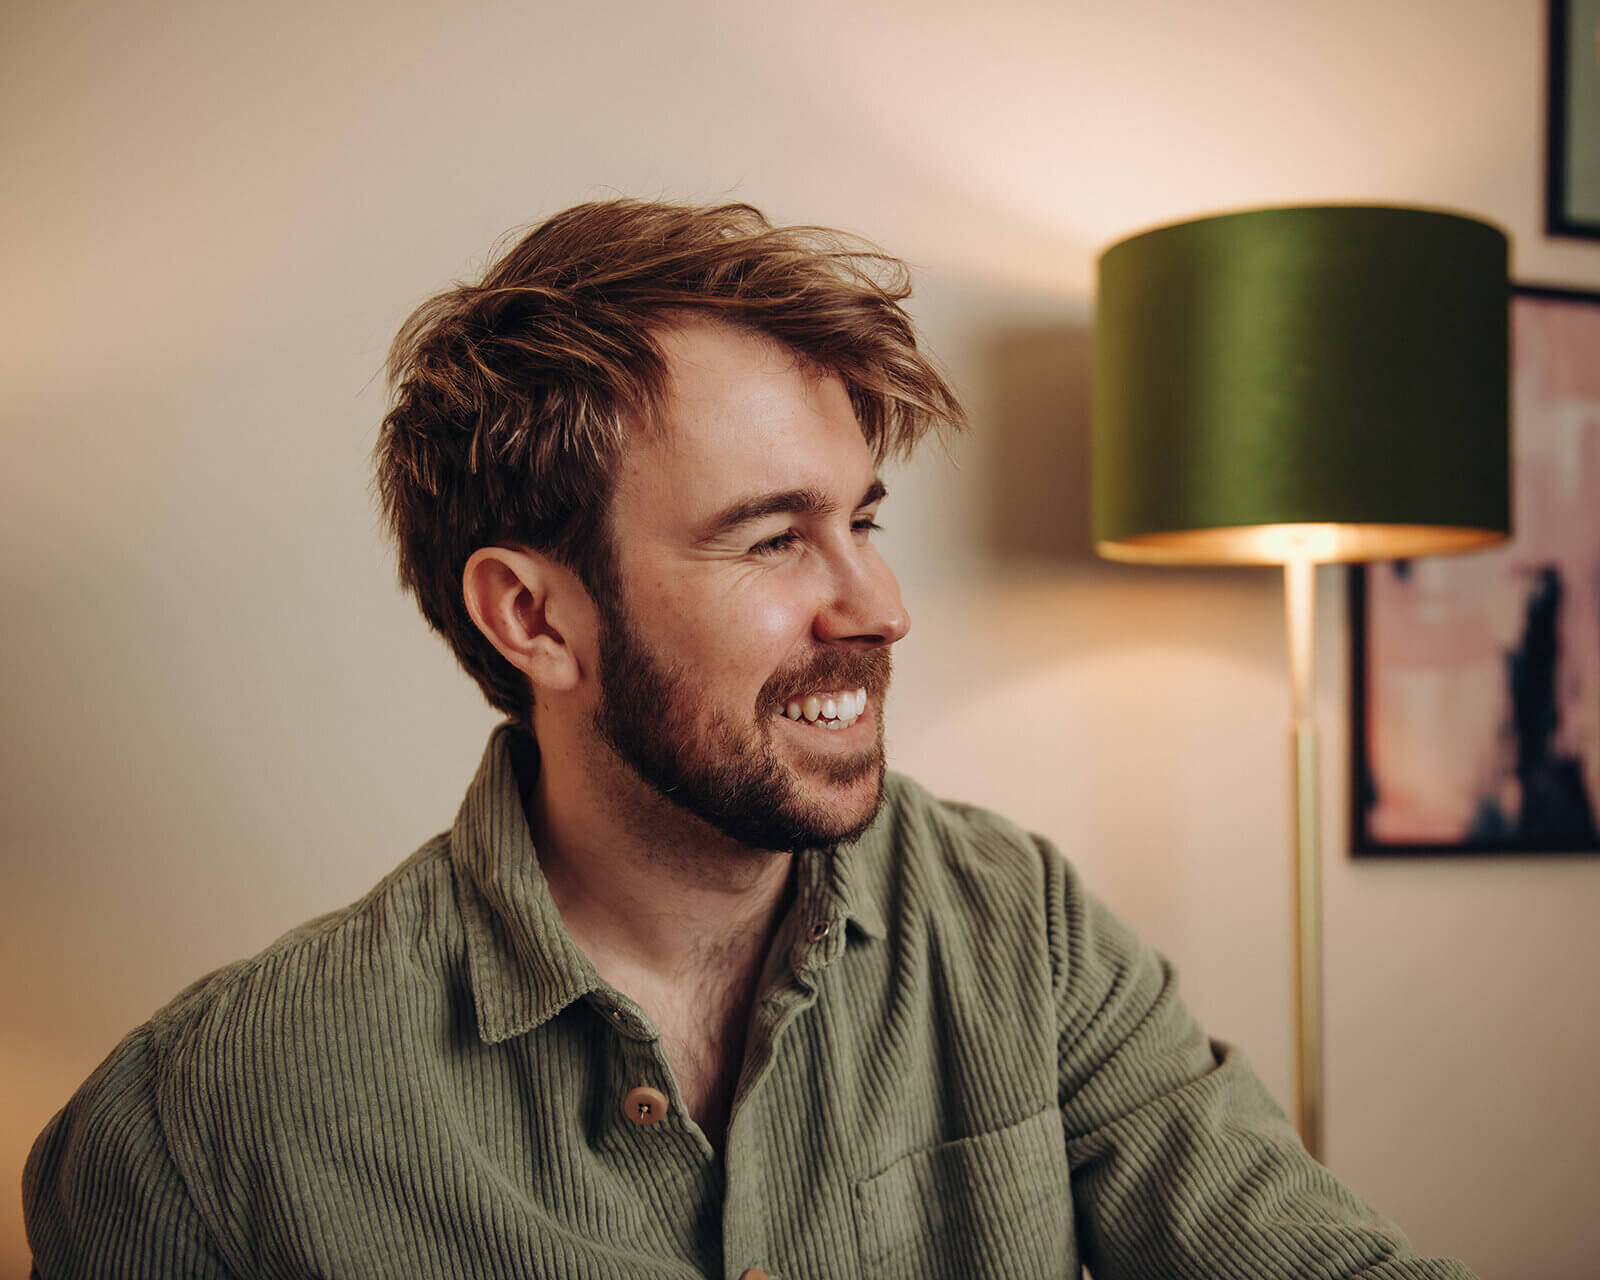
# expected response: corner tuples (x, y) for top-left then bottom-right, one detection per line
(23, 725), (1478, 1279)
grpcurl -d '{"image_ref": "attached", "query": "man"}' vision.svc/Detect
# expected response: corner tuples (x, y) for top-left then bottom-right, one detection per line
(24, 200), (1475, 1278)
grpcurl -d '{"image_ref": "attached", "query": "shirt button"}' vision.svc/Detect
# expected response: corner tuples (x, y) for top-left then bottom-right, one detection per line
(738, 1271), (771, 1280)
(622, 1086), (669, 1126)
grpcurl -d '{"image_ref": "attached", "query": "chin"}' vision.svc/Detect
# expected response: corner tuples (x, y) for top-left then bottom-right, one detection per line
(785, 762), (887, 848)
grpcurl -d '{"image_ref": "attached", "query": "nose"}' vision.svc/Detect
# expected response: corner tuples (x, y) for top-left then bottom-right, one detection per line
(814, 546), (910, 648)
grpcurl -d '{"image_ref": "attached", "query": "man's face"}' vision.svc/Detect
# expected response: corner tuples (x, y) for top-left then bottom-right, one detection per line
(589, 318), (909, 852)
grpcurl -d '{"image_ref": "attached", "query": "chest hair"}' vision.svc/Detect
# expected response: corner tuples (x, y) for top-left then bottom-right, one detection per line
(644, 933), (771, 1150)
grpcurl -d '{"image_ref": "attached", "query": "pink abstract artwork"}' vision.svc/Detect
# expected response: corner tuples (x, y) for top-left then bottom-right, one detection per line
(1359, 288), (1600, 851)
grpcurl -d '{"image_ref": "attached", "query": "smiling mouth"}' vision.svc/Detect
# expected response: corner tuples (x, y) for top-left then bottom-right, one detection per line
(780, 687), (868, 730)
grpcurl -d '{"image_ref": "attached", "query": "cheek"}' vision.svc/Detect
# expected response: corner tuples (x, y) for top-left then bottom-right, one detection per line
(751, 595), (809, 645)
(670, 590), (813, 685)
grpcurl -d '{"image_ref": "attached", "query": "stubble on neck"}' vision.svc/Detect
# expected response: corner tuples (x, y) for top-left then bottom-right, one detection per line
(528, 739), (798, 969)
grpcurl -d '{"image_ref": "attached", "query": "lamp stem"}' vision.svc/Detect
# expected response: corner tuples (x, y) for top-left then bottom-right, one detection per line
(1284, 556), (1324, 1161)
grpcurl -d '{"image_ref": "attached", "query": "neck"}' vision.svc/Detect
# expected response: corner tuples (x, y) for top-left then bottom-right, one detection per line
(527, 721), (795, 980)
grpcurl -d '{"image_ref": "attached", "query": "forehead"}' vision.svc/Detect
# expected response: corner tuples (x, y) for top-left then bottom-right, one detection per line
(612, 318), (875, 526)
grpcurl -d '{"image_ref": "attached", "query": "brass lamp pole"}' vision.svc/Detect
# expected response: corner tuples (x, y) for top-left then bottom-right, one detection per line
(1285, 552), (1322, 1156)
(1091, 205), (1510, 1160)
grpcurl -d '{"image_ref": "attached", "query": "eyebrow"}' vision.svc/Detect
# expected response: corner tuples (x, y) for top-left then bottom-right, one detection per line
(692, 477), (888, 546)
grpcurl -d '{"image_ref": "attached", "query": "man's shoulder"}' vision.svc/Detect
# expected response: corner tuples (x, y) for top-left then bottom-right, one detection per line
(866, 771), (1069, 928)
(877, 770), (1058, 873)
(25, 833), (470, 1266)
(97, 833), (466, 1118)
(176, 832), (460, 1036)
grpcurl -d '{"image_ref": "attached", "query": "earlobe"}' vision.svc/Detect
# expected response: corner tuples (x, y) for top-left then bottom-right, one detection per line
(462, 547), (589, 694)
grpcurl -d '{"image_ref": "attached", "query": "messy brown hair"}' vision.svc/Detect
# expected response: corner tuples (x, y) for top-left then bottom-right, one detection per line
(374, 199), (966, 723)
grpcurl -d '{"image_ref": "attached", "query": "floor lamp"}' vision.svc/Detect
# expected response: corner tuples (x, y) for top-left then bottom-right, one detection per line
(1091, 205), (1511, 1161)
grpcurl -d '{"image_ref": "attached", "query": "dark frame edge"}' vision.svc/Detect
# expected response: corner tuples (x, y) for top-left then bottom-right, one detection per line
(1546, 0), (1600, 240)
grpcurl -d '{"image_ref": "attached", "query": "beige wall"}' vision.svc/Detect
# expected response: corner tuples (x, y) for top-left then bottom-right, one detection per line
(4, 1), (1597, 1275)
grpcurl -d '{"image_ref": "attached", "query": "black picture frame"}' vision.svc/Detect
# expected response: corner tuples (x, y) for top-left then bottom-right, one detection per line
(1351, 284), (1600, 857)
(1547, 0), (1600, 240)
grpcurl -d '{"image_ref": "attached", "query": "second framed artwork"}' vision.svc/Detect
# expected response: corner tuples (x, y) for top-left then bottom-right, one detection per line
(1352, 284), (1600, 855)
(1548, 0), (1600, 238)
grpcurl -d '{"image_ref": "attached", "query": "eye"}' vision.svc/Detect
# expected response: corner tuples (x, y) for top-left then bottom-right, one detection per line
(852, 517), (883, 536)
(750, 529), (802, 556)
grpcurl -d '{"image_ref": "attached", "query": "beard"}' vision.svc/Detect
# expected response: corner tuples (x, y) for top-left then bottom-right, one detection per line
(590, 586), (892, 853)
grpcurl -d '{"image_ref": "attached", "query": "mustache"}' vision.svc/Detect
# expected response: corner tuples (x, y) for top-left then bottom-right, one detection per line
(758, 647), (893, 714)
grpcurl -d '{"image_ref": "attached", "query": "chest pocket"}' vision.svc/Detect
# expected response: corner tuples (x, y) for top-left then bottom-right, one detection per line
(854, 1107), (1076, 1279)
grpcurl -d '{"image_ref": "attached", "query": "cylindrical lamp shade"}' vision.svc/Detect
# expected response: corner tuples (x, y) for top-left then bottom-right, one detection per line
(1093, 205), (1510, 564)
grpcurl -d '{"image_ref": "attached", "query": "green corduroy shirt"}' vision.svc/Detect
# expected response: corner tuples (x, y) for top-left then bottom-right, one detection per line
(24, 724), (1475, 1279)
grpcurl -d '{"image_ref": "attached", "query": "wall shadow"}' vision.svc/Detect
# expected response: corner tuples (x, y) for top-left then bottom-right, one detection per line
(977, 322), (1097, 565)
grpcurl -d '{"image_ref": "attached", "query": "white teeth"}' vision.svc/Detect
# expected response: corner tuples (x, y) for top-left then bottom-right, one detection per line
(779, 689), (869, 728)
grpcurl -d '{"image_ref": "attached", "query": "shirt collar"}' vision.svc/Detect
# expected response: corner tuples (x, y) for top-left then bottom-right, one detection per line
(450, 723), (603, 1044)
(449, 722), (888, 1045)
(822, 818), (889, 942)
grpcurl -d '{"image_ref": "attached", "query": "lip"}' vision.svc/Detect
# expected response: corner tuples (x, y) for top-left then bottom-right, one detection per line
(782, 687), (860, 702)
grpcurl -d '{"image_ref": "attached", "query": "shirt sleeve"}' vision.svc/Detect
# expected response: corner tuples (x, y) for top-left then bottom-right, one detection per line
(1046, 841), (1477, 1280)
(23, 1025), (237, 1280)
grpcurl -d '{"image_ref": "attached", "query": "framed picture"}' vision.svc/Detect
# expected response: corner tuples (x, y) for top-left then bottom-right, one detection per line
(1351, 285), (1600, 855)
(1547, 0), (1600, 239)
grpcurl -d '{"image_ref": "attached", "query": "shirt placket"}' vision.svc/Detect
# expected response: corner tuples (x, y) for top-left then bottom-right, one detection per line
(587, 992), (726, 1272)
(719, 860), (849, 1280)
(591, 993), (704, 1153)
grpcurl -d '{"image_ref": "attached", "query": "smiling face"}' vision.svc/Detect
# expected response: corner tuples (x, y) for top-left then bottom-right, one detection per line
(589, 317), (909, 851)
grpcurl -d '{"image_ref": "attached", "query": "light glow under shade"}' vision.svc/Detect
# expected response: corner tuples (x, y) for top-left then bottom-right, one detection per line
(1097, 521), (1504, 566)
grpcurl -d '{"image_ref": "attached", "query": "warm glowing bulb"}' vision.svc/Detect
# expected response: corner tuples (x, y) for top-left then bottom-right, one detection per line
(1097, 522), (1501, 566)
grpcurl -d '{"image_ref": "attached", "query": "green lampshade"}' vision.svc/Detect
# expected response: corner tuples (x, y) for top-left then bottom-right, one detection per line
(1093, 205), (1511, 565)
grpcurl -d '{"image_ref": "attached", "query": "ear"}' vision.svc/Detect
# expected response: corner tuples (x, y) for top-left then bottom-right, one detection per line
(462, 546), (595, 695)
